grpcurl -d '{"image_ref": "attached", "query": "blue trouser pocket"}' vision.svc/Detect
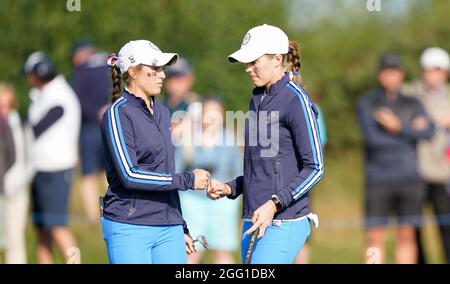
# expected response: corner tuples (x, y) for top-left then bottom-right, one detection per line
(241, 218), (311, 264)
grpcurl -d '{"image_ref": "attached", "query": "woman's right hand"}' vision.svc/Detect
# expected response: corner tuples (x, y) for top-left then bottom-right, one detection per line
(207, 179), (232, 200)
(192, 169), (210, 190)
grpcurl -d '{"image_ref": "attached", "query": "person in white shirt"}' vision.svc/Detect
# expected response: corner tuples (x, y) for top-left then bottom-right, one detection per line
(24, 51), (81, 264)
(0, 83), (30, 264)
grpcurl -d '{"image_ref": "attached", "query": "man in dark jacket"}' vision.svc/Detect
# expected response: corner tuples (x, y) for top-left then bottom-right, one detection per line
(357, 52), (434, 264)
(71, 40), (111, 222)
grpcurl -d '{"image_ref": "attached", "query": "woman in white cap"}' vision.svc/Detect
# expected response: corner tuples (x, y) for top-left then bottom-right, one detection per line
(100, 40), (211, 264)
(208, 24), (324, 264)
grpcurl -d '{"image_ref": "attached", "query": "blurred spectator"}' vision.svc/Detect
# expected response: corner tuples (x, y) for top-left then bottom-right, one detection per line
(403, 47), (450, 264)
(0, 83), (29, 263)
(164, 57), (199, 115)
(165, 56), (202, 161)
(165, 57), (202, 151)
(0, 97), (15, 195)
(176, 97), (242, 264)
(357, 52), (433, 263)
(71, 40), (110, 222)
(24, 51), (81, 263)
(316, 105), (327, 146)
(0, 111), (15, 255)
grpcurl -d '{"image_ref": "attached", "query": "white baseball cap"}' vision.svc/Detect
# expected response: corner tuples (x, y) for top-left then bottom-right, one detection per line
(420, 47), (450, 71)
(113, 40), (178, 73)
(228, 24), (289, 63)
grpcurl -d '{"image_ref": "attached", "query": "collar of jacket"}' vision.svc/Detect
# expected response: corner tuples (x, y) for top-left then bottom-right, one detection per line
(252, 73), (291, 97)
(123, 88), (155, 109)
(375, 86), (405, 101)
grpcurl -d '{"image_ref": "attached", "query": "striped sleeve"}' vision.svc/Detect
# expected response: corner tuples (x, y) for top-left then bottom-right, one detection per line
(103, 97), (195, 191)
(275, 82), (324, 208)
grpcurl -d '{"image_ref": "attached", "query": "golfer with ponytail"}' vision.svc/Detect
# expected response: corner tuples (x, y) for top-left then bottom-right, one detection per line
(100, 40), (210, 264)
(209, 24), (324, 264)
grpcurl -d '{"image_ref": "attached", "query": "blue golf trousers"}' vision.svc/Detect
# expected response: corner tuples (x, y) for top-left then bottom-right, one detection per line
(101, 217), (186, 264)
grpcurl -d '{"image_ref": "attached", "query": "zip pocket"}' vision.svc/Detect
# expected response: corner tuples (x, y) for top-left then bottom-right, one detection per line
(99, 196), (104, 217)
(128, 193), (138, 217)
(275, 159), (281, 191)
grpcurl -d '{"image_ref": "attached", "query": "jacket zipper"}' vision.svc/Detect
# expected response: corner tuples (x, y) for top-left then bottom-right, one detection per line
(275, 159), (281, 192)
(155, 123), (170, 179)
(256, 96), (264, 133)
(148, 106), (170, 181)
(153, 109), (173, 207)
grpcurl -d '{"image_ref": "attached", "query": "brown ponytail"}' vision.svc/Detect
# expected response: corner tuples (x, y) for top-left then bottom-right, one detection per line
(107, 52), (143, 102)
(111, 66), (122, 102)
(285, 40), (303, 85)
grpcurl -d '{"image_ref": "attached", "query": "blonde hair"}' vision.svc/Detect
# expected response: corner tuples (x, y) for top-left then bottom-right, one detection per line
(0, 82), (17, 110)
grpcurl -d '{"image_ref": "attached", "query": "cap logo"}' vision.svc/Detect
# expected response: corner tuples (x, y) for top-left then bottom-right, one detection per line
(242, 33), (251, 45)
(128, 55), (136, 64)
(149, 42), (160, 51)
(152, 59), (159, 66)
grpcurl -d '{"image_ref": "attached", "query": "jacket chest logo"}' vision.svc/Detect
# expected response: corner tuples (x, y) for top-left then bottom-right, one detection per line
(266, 112), (276, 122)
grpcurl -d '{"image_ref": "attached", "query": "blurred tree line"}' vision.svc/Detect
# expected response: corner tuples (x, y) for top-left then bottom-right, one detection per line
(0, 0), (449, 152)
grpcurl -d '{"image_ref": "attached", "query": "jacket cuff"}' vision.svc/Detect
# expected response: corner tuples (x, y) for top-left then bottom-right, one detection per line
(174, 171), (195, 191)
(275, 189), (294, 209)
(225, 181), (239, 200)
(182, 220), (190, 235)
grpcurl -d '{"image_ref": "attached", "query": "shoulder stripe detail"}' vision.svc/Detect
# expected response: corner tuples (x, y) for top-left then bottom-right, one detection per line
(287, 81), (324, 199)
(108, 97), (172, 185)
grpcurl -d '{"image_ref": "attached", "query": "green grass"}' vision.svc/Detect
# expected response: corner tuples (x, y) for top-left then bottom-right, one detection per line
(4, 150), (445, 264)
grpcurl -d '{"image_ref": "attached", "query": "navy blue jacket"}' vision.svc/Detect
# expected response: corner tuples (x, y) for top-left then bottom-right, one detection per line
(227, 74), (324, 219)
(357, 88), (434, 184)
(72, 53), (111, 126)
(100, 90), (195, 227)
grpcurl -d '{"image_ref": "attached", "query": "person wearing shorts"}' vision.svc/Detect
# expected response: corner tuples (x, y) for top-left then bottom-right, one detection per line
(365, 181), (425, 228)
(71, 41), (111, 222)
(357, 52), (434, 263)
(25, 51), (81, 263)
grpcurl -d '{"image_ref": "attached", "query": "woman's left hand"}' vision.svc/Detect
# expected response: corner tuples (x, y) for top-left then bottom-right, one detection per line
(244, 200), (278, 239)
(184, 233), (196, 255)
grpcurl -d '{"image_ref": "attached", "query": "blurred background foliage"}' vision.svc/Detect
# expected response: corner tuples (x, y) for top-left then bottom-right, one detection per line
(0, 0), (449, 151)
